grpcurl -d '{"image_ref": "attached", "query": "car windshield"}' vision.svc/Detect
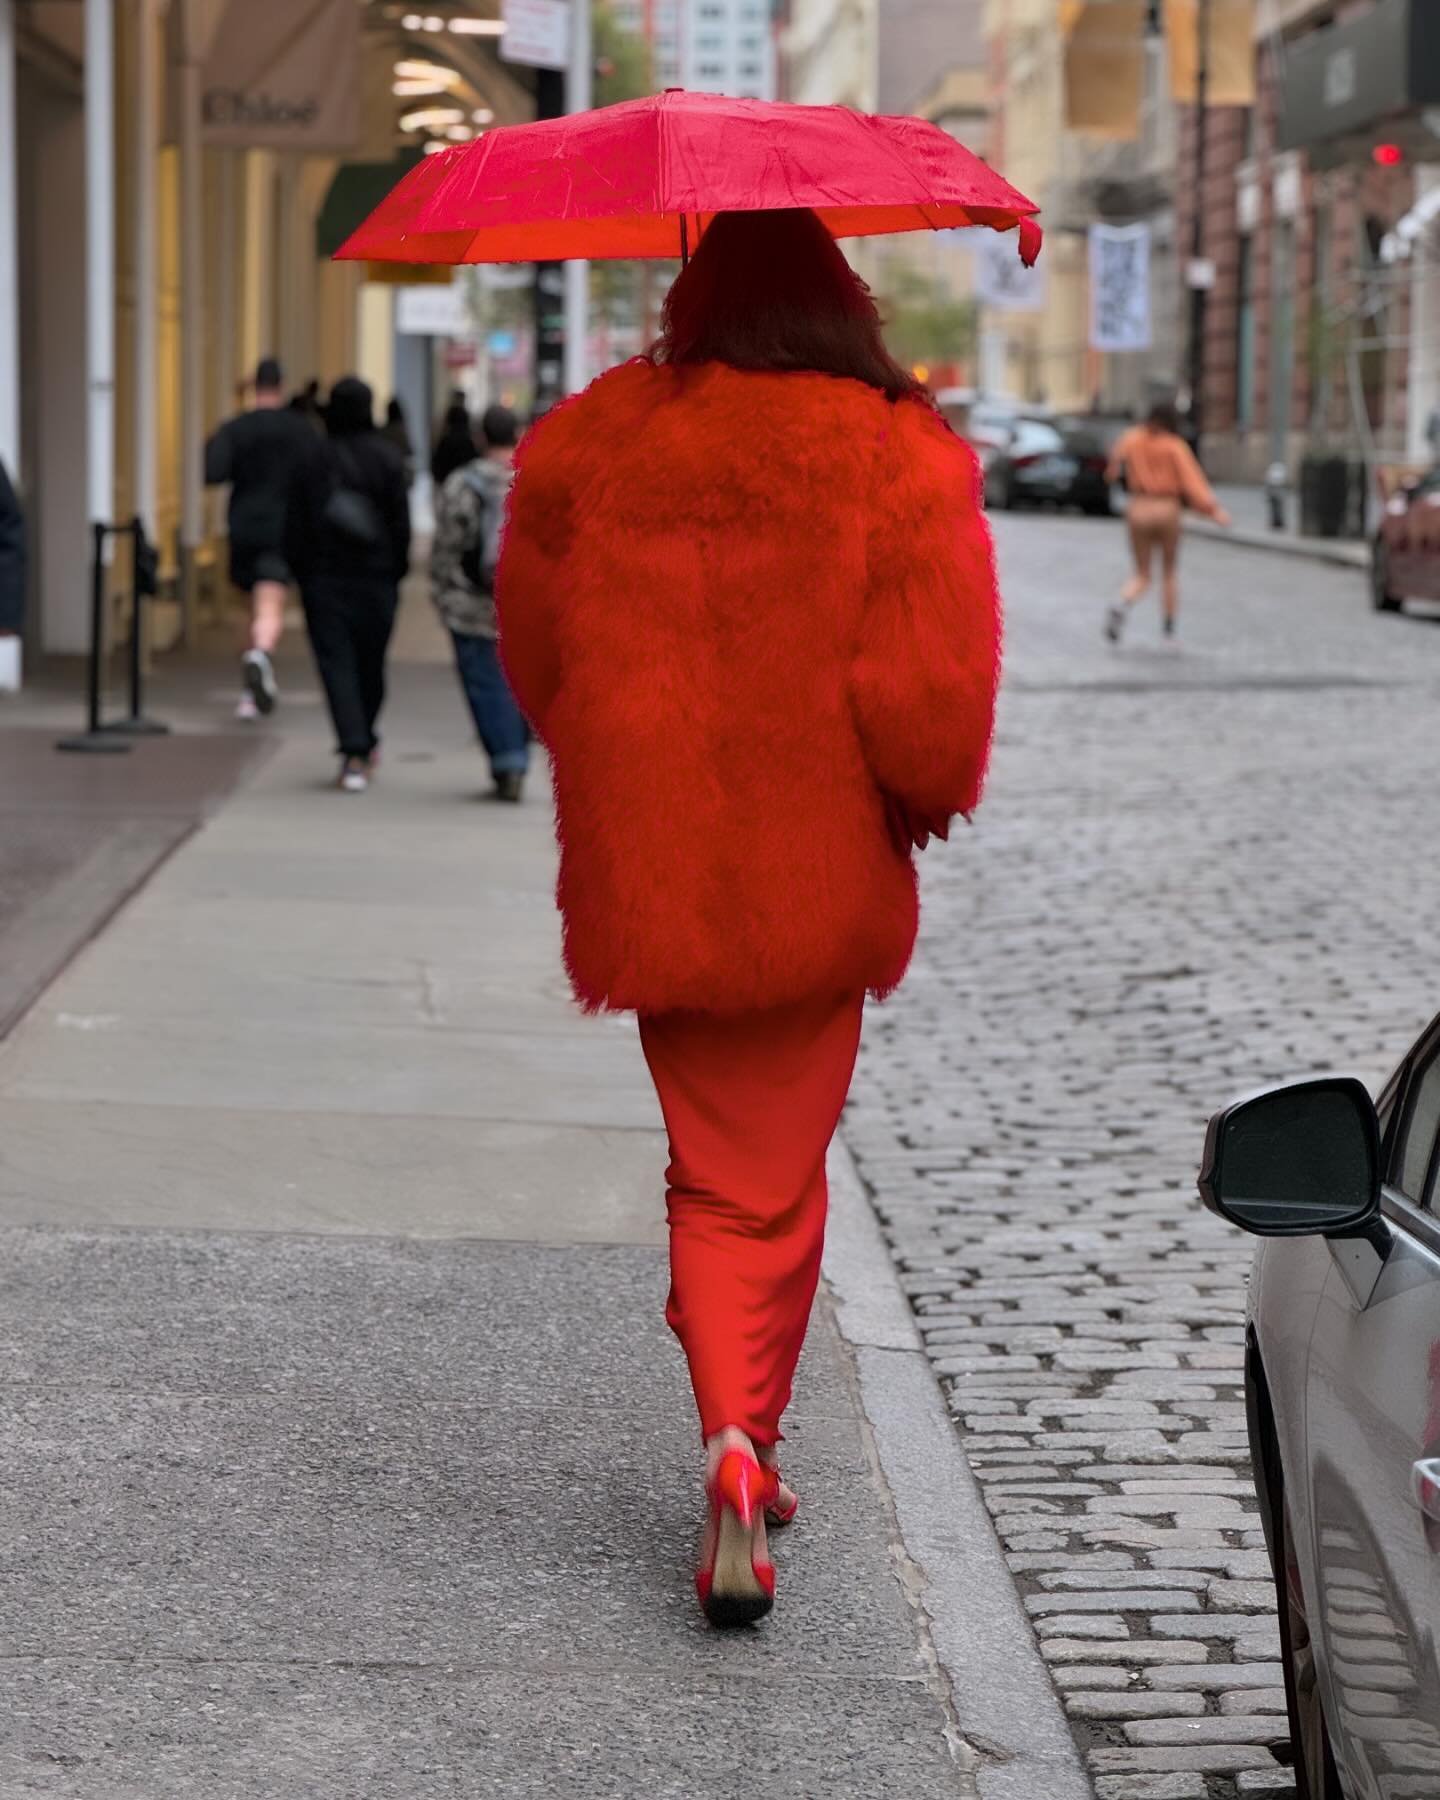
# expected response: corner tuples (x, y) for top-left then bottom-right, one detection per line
(1011, 421), (1065, 455)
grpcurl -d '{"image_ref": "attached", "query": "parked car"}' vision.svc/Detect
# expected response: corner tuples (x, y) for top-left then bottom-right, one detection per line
(1199, 1031), (1440, 1798)
(981, 416), (1114, 515)
(1371, 466), (1440, 612)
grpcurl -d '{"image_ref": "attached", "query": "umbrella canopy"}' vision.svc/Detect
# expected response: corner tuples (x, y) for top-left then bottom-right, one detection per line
(336, 89), (1041, 267)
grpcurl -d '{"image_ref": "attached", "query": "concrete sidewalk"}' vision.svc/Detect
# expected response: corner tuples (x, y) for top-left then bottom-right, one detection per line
(1186, 483), (1369, 570)
(0, 607), (1087, 1799)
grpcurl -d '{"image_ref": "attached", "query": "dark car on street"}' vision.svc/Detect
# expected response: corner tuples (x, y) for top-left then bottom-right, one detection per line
(1372, 466), (1440, 613)
(980, 415), (1115, 515)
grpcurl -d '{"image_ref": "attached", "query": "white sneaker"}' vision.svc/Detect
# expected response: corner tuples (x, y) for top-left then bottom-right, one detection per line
(338, 759), (369, 794)
(235, 692), (260, 722)
(242, 648), (278, 715)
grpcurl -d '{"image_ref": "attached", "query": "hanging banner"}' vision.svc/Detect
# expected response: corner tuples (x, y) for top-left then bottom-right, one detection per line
(1165, 0), (1256, 107)
(1089, 223), (1152, 352)
(973, 231), (1046, 313)
(167, 0), (361, 151)
(1062, 0), (1147, 139)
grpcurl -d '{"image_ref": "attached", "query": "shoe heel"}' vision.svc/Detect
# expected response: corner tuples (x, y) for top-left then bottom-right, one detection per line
(699, 1450), (775, 1628)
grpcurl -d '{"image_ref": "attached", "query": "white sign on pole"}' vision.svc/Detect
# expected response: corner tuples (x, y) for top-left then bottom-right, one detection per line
(395, 284), (469, 337)
(501, 0), (570, 70)
(1089, 222), (1152, 353)
(972, 231), (1045, 313)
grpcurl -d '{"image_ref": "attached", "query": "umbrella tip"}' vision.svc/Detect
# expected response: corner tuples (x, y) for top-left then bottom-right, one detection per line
(1018, 217), (1042, 267)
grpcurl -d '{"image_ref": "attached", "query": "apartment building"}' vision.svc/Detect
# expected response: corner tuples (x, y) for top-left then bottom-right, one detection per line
(611, 0), (777, 98)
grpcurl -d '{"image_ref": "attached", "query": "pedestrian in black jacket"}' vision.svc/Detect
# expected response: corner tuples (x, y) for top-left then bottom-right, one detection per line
(204, 356), (316, 719)
(286, 376), (411, 793)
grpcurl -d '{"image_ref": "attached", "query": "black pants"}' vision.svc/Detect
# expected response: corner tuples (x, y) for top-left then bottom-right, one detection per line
(302, 575), (399, 760)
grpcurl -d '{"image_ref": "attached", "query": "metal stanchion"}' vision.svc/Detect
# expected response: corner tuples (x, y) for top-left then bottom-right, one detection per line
(56, 522), (131, 754)
(104, 517), (169, 737)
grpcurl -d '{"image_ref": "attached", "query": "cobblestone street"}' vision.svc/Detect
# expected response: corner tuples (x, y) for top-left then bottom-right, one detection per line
(844, 515), (1440, 1800)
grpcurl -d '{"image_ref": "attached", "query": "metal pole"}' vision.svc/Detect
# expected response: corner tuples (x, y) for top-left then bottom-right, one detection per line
(532, 69), (566, 415)
(1185, 0), (1211, 451)
(133, 0), (159, 539)
(57, 524), (130, 752)
(0, 0), (20, 479)
(107, 517), (168, 734)
(178, 0), (205, 641)
(562, 0), (592, 395)
(86, 0), (116, 531)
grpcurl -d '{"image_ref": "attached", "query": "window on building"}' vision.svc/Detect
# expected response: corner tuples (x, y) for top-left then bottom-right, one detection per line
(697, 60), (725, 77)
(1236, 234), (1256, 431)
(740, 61), (762, 79)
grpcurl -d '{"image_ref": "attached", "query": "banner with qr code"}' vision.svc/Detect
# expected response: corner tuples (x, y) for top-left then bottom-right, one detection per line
(1088, 223), (1152, 353)
(972, 231), (1046, 314)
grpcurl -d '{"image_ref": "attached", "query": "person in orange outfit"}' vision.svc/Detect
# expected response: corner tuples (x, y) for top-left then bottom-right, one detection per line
(495, 208), (1001, 1628)
(1105, 398), (1232, 643)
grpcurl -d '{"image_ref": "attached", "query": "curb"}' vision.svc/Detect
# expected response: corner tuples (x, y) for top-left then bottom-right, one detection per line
(1186, 516), (1369, 571)
(824, 1141), (1095, 1800)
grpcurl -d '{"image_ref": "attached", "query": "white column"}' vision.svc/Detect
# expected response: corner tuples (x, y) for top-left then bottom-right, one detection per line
(562, 0), (592, 395)
(86, 0), (116, 528)
(0, 0), (20, 479)
(178, 0), (205, 623)
(133, 0), (160, 535)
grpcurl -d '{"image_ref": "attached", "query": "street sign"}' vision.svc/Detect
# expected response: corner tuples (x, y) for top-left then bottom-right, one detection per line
(501, 0), (570, 70)
(1186, 257), (1217, 291)
(395, 284), (469, 336)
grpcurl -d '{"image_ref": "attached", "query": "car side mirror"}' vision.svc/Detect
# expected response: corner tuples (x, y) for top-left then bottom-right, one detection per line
(1198, 1076), (1381, 1238)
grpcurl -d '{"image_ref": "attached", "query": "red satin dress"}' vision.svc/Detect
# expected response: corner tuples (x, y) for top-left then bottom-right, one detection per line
(639, 993), (865, 1447)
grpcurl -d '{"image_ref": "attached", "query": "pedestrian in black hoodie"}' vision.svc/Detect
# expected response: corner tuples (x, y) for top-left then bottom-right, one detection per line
(430, 401), (476, 489)
(286, 376), (411, 793)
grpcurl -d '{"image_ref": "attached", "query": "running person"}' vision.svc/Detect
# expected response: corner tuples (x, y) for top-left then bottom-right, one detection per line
(1104, 399), (1231, 643)
(205, 357), (316, 717)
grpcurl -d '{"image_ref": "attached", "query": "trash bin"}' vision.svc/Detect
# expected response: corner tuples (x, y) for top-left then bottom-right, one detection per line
(1298, 454), (1367, 539)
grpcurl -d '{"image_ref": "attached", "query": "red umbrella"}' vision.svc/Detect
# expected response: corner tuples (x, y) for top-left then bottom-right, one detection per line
(337, 89), (1041, 268)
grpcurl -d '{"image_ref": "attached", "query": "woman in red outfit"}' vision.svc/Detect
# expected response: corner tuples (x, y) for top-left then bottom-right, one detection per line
(496, 208), (1001, 1627)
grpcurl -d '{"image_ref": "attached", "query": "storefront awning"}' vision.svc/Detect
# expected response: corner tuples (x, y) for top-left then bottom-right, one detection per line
(1278, 0), (1440, 163)
(315, 151), (425, 259)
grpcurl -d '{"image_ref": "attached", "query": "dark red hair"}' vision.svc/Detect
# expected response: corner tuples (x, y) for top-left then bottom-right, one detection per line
(651, 208), (924, 404)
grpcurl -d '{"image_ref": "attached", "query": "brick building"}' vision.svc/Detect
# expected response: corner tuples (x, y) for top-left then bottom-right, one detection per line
(1176, 0), (1440, 483)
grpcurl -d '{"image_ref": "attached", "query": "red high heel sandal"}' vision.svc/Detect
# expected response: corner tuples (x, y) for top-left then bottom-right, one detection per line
(761, 1465), (799, 1528)
(696, 1449), (776, 1628)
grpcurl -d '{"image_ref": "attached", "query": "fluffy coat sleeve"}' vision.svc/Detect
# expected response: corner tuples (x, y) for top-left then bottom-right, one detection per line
(494, 407), (587, 738)
(849, 401), (1001, 818)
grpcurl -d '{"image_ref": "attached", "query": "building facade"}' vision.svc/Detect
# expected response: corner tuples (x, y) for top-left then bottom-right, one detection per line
(780, 0), (876, 110)
(982, 0), (1181, 412)
(0, 0), (531, 679)
(1175, 0), (1440, 480)
(611, 0), (777, 99)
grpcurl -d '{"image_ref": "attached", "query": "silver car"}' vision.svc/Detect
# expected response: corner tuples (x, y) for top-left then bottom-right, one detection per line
(1200, 1047), (1440, 1799)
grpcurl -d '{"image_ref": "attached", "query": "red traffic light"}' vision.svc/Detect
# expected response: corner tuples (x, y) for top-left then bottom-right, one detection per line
(1372, 143), (1404, 167)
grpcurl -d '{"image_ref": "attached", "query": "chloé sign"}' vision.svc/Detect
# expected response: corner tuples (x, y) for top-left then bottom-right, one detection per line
(168, 0), (359, 152)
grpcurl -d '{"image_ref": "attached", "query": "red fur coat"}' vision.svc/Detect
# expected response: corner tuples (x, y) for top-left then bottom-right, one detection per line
(496, 359), (1000, 1015)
